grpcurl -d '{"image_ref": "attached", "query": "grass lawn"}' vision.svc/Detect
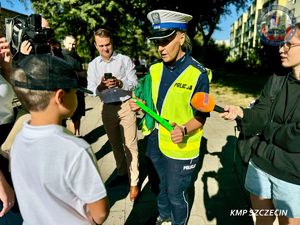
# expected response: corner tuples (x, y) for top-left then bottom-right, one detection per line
(209, 68), (271, 107)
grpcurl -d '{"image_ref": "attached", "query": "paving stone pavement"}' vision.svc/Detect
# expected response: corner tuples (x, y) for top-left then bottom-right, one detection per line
(80, 96), (279, 225)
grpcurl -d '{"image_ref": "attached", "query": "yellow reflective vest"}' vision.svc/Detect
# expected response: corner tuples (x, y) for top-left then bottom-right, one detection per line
(147, 62), (206, 159)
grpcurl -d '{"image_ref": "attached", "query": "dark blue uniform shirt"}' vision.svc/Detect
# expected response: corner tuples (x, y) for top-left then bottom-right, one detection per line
(156, 53), (210, 115)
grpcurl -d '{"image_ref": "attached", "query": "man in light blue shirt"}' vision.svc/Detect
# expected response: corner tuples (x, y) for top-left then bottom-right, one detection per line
(87, 28), (139, 201)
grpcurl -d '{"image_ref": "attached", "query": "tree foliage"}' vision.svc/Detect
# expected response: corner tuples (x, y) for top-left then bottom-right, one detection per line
(28, 0), (153, 62)
(151, 0), (250, 60)
(14, 0), (250, 63)
(147, 0), (249, 46)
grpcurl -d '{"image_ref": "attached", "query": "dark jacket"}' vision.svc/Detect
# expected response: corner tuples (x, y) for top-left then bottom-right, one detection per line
(241, 73), (300, 185)
(61, 49), (86, 119)
(62, 50), (83, 72)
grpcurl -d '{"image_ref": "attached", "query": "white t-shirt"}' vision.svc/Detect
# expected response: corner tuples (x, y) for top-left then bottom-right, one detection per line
(11, 122), (107, 225)
(0, 75), (15, 125)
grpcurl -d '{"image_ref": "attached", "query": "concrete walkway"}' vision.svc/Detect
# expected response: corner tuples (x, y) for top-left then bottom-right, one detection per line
(80, 96), (255, 225)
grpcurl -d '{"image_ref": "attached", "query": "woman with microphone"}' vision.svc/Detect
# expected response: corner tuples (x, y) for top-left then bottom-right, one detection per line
(220, 22), (300, 225)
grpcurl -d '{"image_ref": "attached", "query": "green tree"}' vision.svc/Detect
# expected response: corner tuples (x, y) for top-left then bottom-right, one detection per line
(147, 0), (250, 57)
(28, 0), (152, 62)
(8, 0), (250, 63)
(149, 0), (248, 42)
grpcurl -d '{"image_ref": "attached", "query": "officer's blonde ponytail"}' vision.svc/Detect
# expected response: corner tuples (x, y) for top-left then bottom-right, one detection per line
(181, 33), (192, 53)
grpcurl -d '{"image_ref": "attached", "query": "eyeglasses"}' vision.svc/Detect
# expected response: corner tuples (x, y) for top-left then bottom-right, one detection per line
(279, 41), (300, 51)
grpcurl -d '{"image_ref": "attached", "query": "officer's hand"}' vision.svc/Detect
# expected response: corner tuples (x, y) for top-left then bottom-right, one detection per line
(170, 123), (184, 144)
(129, 98), (141, 112)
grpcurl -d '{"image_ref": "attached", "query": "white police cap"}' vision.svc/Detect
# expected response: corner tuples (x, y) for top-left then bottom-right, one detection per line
(147, 9), (193, 40)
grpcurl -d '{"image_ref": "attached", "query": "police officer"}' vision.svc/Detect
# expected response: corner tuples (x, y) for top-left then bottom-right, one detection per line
(130, 9), (210, 225)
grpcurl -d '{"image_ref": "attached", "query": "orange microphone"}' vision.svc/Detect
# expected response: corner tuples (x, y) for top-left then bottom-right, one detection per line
(191, 92), (241, 120)
(191, 92), (224, 113)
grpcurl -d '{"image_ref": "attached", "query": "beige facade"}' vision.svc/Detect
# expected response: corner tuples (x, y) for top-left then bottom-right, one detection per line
(285, 0), (300, 22)
(229, 0), (299, 60)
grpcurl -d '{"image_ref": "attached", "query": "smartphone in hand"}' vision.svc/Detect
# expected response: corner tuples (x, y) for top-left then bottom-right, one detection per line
(104, 72), (112, 80)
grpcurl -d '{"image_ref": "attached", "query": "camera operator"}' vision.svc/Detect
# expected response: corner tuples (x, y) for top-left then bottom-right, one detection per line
(18, 16), (53, 57)
(18, 18), (86, 135)
(5, 15), (53, 66)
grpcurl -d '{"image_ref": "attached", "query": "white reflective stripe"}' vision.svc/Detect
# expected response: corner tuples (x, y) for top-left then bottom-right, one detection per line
(182, 191), (189, 225)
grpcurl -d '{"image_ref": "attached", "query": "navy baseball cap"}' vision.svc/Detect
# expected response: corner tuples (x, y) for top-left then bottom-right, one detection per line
(12, 54), (92, 94)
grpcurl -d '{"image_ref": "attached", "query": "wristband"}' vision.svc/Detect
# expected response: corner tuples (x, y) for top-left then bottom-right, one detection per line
(181, 126), (188, 136)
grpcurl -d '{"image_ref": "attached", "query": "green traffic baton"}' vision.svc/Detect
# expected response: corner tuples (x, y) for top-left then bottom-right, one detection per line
(134, 99), (174, 131)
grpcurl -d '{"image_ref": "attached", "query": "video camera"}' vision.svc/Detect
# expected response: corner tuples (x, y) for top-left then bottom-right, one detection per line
(5, 14), (54, 55)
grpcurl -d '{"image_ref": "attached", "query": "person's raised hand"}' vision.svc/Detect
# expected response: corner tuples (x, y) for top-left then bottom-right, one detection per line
(20, 40), (32, 55)
(0, 37), (12, 81)
(0, 37), (12, 64)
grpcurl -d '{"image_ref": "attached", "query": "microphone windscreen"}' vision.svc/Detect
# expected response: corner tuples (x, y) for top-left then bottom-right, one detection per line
(191, 92), (215, 112)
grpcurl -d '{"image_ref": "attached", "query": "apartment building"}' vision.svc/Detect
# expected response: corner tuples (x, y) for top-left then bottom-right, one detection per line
(229, 0), (299, 60)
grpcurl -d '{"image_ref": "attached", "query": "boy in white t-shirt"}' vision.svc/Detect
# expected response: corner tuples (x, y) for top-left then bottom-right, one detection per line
(10, 54), (109, 225)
